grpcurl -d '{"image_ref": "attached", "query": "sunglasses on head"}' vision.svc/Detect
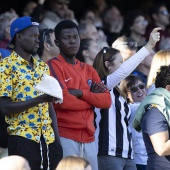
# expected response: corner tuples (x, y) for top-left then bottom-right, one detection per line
(103, 47), (109, 62)
(102, 47), (115, 63)
(130, 83), (145, 93)
(103, 47), (107, 57)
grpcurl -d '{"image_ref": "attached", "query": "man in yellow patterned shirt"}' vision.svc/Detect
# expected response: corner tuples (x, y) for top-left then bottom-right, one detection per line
(0, 16), (63, 170)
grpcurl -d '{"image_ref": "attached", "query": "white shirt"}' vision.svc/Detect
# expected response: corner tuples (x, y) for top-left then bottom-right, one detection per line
(129, 103), (148, 165)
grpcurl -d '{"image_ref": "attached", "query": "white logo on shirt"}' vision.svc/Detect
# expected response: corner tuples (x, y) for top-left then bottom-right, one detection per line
(65, 78), (72, 82)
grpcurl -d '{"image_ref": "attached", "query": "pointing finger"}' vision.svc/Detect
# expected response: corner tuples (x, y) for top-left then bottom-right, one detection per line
(152, 27), (161, 33)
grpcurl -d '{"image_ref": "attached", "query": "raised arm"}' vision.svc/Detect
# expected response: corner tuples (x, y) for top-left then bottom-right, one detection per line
(144, 27), (161, 53)
(107, 27), (161, 90)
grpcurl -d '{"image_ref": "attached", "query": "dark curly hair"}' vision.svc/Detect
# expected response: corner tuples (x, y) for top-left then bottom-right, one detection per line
(121, 9), (144, 37)
(155, 65), (170, 88)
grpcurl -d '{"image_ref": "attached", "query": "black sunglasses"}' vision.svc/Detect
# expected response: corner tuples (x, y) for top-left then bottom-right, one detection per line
(130, 83), (145, 93)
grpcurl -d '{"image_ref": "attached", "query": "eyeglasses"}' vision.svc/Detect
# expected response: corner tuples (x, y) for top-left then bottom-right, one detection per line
(130, 83), (145, 93)
(126, 42), (138, 49)
(159, 10), (169, 16)
(134, 20), (148, 26)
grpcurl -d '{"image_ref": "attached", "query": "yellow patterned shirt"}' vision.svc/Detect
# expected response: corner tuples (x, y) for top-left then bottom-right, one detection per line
(0, 52), (55, 144)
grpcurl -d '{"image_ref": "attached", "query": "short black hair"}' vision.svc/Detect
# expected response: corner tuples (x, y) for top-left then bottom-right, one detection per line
(155, 65), (170, 88)
(122, 9), (144, 36)
(54, 20), (79, 39)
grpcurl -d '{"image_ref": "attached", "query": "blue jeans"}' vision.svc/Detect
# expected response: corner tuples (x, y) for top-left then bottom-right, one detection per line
(98, 155), (137, 170)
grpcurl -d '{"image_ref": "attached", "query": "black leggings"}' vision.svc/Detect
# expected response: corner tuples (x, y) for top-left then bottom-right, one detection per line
(8, 135), (63, 170)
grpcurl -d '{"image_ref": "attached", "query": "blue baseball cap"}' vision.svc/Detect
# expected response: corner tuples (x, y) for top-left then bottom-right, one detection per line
(7, 16), (39, 49)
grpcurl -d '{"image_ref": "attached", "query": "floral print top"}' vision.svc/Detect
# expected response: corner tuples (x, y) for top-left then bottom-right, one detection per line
(0, 52), (55, 144)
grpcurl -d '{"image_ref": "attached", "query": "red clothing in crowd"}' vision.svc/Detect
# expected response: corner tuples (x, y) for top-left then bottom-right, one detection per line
(47, 54), (111, 143)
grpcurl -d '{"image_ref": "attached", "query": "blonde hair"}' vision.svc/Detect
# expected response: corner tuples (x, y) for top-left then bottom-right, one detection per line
(147, 49), (170, 88)
(56, 156), (90, 170)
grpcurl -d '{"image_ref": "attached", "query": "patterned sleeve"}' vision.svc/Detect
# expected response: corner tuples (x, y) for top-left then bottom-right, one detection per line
(44, 63), (50, 75)
(0, 59), (12, 98)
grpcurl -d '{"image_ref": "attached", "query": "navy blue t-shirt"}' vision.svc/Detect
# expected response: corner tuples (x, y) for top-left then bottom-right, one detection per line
(141, 107), (170, 170)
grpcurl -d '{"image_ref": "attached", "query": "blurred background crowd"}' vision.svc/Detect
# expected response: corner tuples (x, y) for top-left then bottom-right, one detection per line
(0, 0), (170, 71)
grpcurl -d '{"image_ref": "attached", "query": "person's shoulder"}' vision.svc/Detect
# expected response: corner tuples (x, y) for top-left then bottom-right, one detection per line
(0, 48), (11, 59)
(35, 59), (49, 72)
(2, 53), (13, 62)
(141, 104), (168, 134)
(46, 56), (66, 71)
(143, 104), (161, 119)
(83, 62), (93, 68)
(34, 57), (46, 65)
(80, 62), (96, 72)
(47, 56), (61, 64)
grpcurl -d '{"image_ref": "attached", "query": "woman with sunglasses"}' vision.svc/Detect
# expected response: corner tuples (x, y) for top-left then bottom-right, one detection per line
(93, 27), (160, 170)
(120, 75), (147, 170)
(133, 65), (170, 169)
